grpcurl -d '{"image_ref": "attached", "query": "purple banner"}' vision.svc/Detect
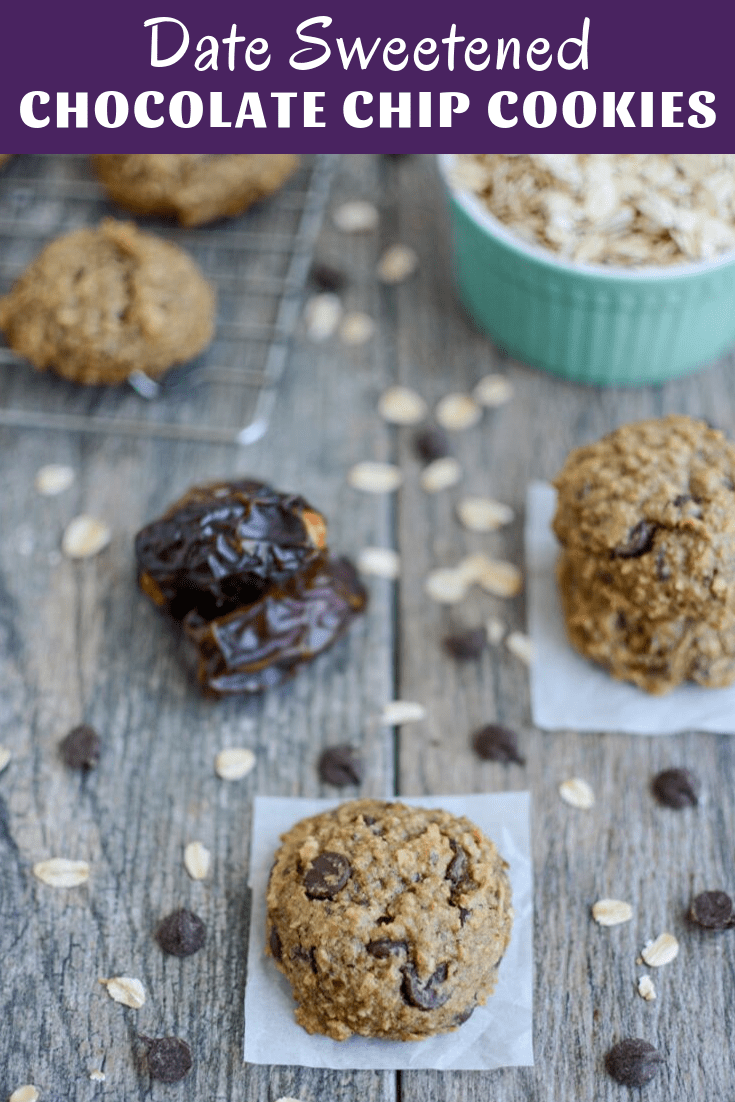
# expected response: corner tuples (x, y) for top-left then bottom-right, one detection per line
(1, 0), (733, 151)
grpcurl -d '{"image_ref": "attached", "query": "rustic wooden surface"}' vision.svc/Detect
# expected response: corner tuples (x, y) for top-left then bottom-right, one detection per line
(1, 153), (734, 1100)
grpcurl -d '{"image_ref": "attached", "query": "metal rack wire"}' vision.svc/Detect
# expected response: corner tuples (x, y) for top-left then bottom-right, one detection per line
(0, 154), (336, 445)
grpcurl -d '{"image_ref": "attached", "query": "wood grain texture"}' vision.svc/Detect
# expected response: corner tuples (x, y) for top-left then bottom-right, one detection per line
(1, 153), (734, 1101)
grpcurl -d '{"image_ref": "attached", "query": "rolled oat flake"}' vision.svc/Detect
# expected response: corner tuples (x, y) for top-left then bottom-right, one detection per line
(652, 767), (700, 808)
(605, 1038), (664, 1087)
(690, 890), (734, 929)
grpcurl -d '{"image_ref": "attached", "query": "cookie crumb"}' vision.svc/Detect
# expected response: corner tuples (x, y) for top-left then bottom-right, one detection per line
(637, 975), (657, 1001)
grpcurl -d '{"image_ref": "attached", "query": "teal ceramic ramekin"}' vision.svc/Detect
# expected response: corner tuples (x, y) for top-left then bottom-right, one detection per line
(438, 154), (735, 387)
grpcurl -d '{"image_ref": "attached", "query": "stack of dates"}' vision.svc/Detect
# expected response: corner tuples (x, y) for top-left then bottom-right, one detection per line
(135, 479), (367, 695)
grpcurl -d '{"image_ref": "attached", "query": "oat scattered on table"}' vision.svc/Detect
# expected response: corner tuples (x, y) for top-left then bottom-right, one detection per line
(61, 516), (111, 559)
(340, 312), (375, 345)
(420, 456), (462, 493)
(641, 932), (679, 967)
(35, 464), (75, 496)
(378, 385), (427, 425)
(347, 461), (403, 493)
(459, 554), (523, 598)
(435, 392), (482, 432)
(101, 976), (146, 1009)
(506, 631), (533, 665)
(9, 1087), (40, 1102)
(304, 293), (342, 340)
(592, 899), (633, 926)
(33, 858), (90, 887)
(377, 244), (418, 283)
(215, 747), (255, 781)
(379, 701), (426, 726)
(357, 546), (400, 579)
(559, 777), (595, 810)
(425, 567), (468, 604)
(456, 496), (514, 532)
(473, 374), (514, 408)
(333, 200), (379, 233)
(637, 975), (657, 1001)
(485, 616), (506, 645)
(183, 841), (211, 881)
(0, 746), (11, 774)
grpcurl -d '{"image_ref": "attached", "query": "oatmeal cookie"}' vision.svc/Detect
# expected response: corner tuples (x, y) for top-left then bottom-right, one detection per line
(91, 154), (299, 226)
(266, 798), (512, 1041)
(553, 415), (735, 694)
(0, 218), (215, 385)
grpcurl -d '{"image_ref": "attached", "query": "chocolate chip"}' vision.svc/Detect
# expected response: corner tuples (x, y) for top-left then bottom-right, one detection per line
(401, 962), (450, 1010)
(471, 724), (525, 765)
(690, 890), (734, 929)
(304, 851), (351, 899)
(443, 628), (487, 661)
(144, 1036), (193, 1083)
(673, 494), (691, 507)
(156, 908), (206, 957)
(458, 906), (471, 926)
(318, 744), (363, 787)
(413, 425), (451, 464)
(652, 767), (700, 809)
(269, 924), (282, 961)
(367, 938), (408, 959)
(59, 724), (101, 770)
(291, 944), (318, 972)
(452, 1004), (475, 1026)
(605, 1039), (664, 1087)
(613, 520), (657, 558)
(309, 261), (346, 293)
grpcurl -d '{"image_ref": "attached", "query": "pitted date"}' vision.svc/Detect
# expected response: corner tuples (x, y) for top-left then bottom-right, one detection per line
(184, 555), (367, 695)
(135, 479), (327, 620)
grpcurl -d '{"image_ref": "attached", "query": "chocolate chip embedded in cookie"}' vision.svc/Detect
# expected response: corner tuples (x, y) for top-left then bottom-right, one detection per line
(266, 798), (513, 1041)
(0, 219), (215, 386)
(553, 415), (735, 694)
(91, 154), (298, 227)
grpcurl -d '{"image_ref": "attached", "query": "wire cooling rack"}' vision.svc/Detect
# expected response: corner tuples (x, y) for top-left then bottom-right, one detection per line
(0, 154), (336, 445)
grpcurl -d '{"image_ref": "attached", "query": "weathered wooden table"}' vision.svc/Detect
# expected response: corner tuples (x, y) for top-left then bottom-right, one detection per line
(1, 154), (734, 1100)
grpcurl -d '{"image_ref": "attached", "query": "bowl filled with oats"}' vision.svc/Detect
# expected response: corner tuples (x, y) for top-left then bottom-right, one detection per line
(440, 154), (735, 386)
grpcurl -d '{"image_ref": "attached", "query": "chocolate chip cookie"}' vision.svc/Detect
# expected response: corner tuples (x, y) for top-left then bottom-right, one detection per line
(266, 798), (512, 1041)
(91, 154), (299, 227)
(0, 218), (215, 385)
(553, 415), (735, 694)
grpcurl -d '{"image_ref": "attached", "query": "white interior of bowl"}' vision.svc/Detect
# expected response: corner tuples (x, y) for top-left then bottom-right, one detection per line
(438, 153), (735, 283)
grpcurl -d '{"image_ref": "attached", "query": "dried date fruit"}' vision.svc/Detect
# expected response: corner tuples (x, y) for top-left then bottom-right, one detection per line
(185, 554), (367, 695)
(135, 479), (327, 621)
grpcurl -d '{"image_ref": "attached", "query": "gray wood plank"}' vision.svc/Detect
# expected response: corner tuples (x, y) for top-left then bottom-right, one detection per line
(0, 155), (396, 1102)
(392, 156), (735, 1099)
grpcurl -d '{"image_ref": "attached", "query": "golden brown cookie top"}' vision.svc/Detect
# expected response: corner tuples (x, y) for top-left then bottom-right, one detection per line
(266, 798), (512, 1041)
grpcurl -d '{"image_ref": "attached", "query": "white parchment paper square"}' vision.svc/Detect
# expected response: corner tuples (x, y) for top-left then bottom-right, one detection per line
(244, 792), (533, 1070)
(527, 480), (735, 734)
